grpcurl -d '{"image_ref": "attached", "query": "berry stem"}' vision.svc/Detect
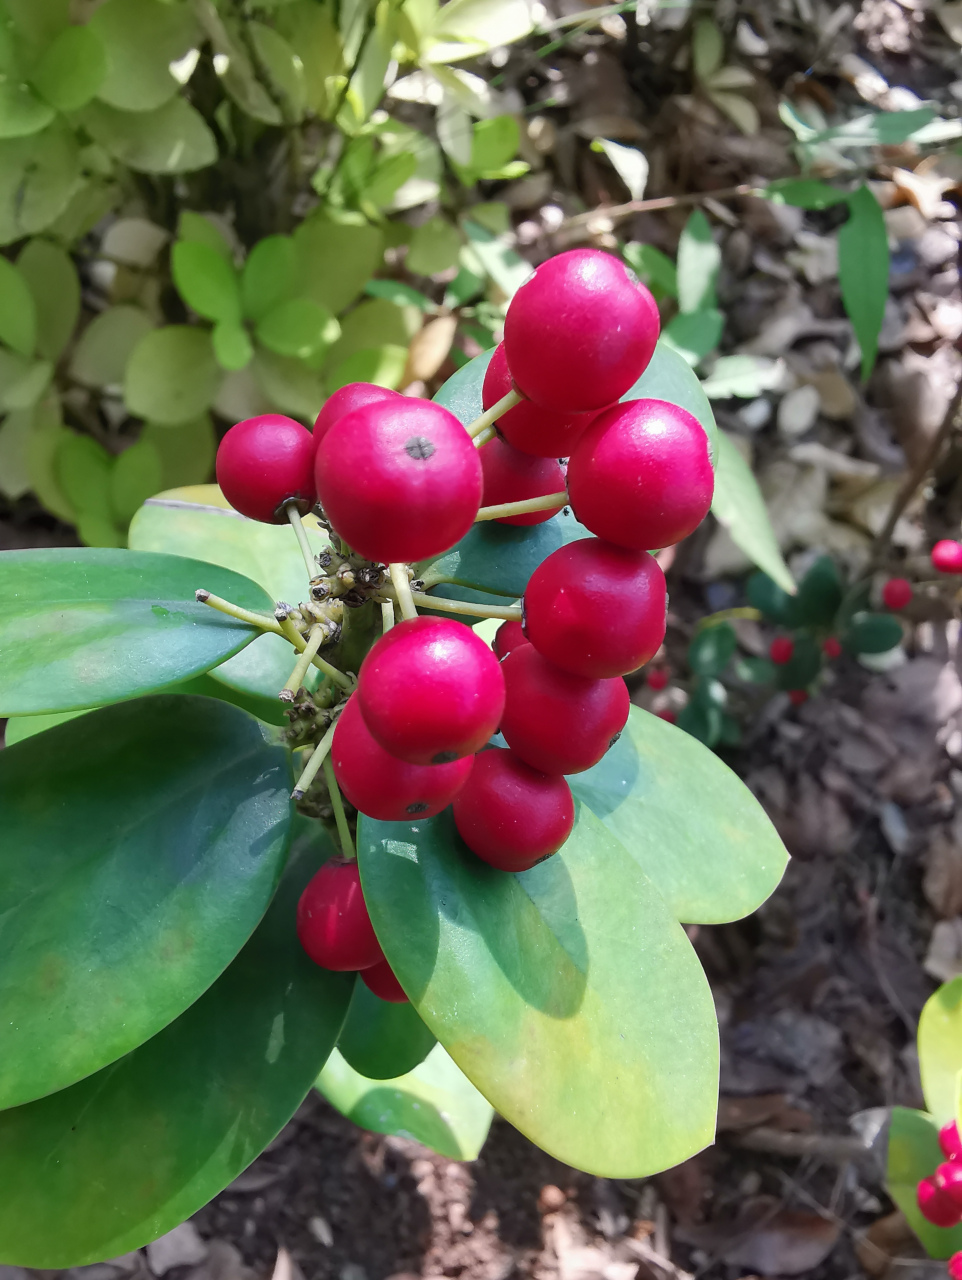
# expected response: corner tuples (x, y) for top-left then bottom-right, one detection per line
(285, 502), (317, 578)
(195, 590), (285, 636)
(475, 491), (568, 522)
(389, 563), (418, 621)
(381, 600), (396, 633)
(275, 607), (354, 690)
(465, 388), (523, 439)
(322, 753), (356, 860)
(279, 625), (325, 702)
(291, 720), (338, 801)
(473, 425), (498, 449)
(406, 589), (522, 621)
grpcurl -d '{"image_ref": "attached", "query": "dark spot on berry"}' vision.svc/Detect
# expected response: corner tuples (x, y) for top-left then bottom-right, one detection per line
(607, 731), (622, 751)
(406, 801), (429, 814)
(432, 750), (458, 764)
(405, 436), (435, 461)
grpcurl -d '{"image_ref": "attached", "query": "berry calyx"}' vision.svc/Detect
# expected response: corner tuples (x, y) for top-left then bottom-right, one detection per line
(655, 708), (677, 723)
(453, 748), (575, 871)
(296, 857), (384, 971)
(941, 1121), (962, 1163)
(479, 437), (566, 526)
(787, 689), (808, 706)
(950, 1254), (962, 1280)
(499, 644), (630, 775)
(882, 577), (913, 610)
(646, 667), (669, 691)
(919, 1175), (962, 1228)
(493, 619), (528, 660)
(357, 616), (505, 765)
(769, 636), (794, 665)
(216, 414), (316, 524)
(313, 382), (401, 450)
(315, 398), (482, 564)
(822, 637), (842, 660)
(361, 958), (408, 1003)
(481, 343), (596, 457)
(567, 399), (714, 551)
(523, 538), (666, 679)
(332, 695), (472, 821)
(503, 249), (660, 412)
(932, 540), (962, 574)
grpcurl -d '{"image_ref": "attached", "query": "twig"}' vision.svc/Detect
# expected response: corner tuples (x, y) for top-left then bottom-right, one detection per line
(557, 183), (761, 234)
(730, 1128), (873, 1165)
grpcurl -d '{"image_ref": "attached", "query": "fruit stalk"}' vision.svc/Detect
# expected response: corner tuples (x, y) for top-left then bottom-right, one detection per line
(195, 590), (286, 636)
(472, 425), (498, 448)
(475, 491), (568, 522)
(404, 589), (522, 621)
(465, 388), (523, 439)
(286, 502), (318, 578)
(389, 563), (418, 621)
(381, 600), (396, 633)
(279, 625), (326, 702)
(322, 754), (356, 859)
(275, 606), (353, 690)
(291, 720), (338, 801)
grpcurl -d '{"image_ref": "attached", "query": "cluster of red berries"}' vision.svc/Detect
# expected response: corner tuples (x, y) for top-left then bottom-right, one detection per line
(213, 247), (716, 998)
(918, 1119), (962, 1276)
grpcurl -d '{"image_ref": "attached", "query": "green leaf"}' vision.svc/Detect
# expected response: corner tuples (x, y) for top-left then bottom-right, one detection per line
(0, 821), (352, 1268)
(663, 308), (724, 365)
(171, 241), (241, 325)
(317, 1043), (492, 1160)
(364, 279), (433, 310)
(0, 256), (37, 356)
(242, 235), (297, 321)
(787, 555), (842, 628)
(70, 305), (154, 388)
(141, 416), (216, 490)
(623, 242), (677, 300)
(55, 430), (112, 517)
(462, 218), (532, 298)
(627, 341), (719, 465)
(338, 979), (437, 1080)
(692, 16), (724, 79)
(0, 80), (54, 139)
(29, 24), (107, 111)
(0, 406), (33, 497)
(247, 21), (306, 122)
(425, 0), (533, 61)
(689, 621), (737, 676)
(888, 1107), (962, 1259)
(711, 432), (795, 593)
(471, 114), (520, 175)
(253, 348), (326, 420)
(324, 297), (417, 375)
(4, 707), (85, 746)
(746, 570), (791, 622)
(0, 548), (272, 716)
(734, 654), (775, 684)
(278, 1), (343, 116)
(327, 344), (408, 394)
(77, 511), (125, 549)
(15, 238), (80, 360)
(79, 98), (217, 175)
(0, 124), (82, 245)
(407, 215), (463, 276)
(256, 297), (340, 361)
(919, 977), (962, 1125)
(212, 321), (254, 372)
(765, 177), (848, 210)
(676, 209), (720, 315)
(773, 631), (821, 692)
(110, 438), (163, 523)
(592, 138), (648, 200)
(89, 0), (198, 112)
(839, 185), (888, 381)
(293, 213), (383, 314)
(676, 686), (722, 748)
(125, 326), (221, 425)
(177, 210), (234, 260)
(699, 354), (785, 400)
(0, 695), (292, 1109)
(0, 349), (53, 410)
(570, 706), (787, 923)
(842, 611), (903, 656)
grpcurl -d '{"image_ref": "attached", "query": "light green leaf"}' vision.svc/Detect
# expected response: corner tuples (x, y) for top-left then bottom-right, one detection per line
(4, 708), (86, 746)
(407, 215), (463, 276)
(248, 21), (306, 121)
(364, 279), (433, 310)
(0, 407), (33, 498)
(26, 400), (74, 522)
(55, 431), (112, 517)
(177, 210), (234, 260)
(30, 25), (107, 111)
(919, 975), (962, 1125)
(16, 238), (80, 360)
(0, 125), (82, 245)
(79, 98), (217, 175)
(125, 326), (221, 425)
(592, 138), (648, 199)
(888, 1107), (962, 1259)
(3, 0), (70, 49)
(0, 256), (37, 356)
(278, 1), (343, 117)
(76, 512), (125, 549)
(676, 208), (720, 314)
(110, 438), (163, 523)
(470, 114), (520, 175)
(70, 306), (155, 388)
(242, 235), (296, 321)
(90, 0), (199, 112)
(623, 242), (677, 300)
(171, 240), (241, 325)
(462, 218), (532, 298)
(324, 297), (417, 375)
(337, 979), (436, 1080)
(212, 321), (254, 371)
(692, 17), (724, 80)
(327, 344), (408, 393)
(711, 431), (795, 593)
(699, 354), (786, 399)
(765, 177), (848, 210)
(343, 12), (393, 125)
(839, 185), (888, 381)
(141, 416), (216, 490)
(253, 349), (325, 420)
(293, 213), (384, 314)
(0, 81), (54, 140)
(256, 297), (340, 361)
(425, 0), (533, 62)
(663, 308), (724, 365)
(0, 350), (53, 410)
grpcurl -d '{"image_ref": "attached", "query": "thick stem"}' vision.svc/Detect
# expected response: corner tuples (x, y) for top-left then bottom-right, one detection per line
(475, 491), (568, 522)
(381, 600), (396, 633)
(465, 388), (523, 439)
(389, 562), (418, 620)
(322, 754), (356, 860)
(279, 625), (325, 701)
(286, 502), (317, 578)
(196, 590), (285, 636)
(407, 589), (522, 621)
(291, 720), (338, 801)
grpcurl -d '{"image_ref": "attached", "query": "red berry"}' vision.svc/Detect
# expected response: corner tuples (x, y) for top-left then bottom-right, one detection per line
(482, 344), (595, 457)
(296, 856), (383, 971)
(493, 619), (528, 660)
(655, 708), (676, 724)
(882, 577), (913, 610)
(950, 1254), (962, 1280)
(523, 539), (666, 679)
(788, 689), (808, 706)
(361, 958), (408, 1003)
(313, 382), (401, 450)
(933, 540), (962, 574)
(647, 667), (669, 691)
(499, 644), (629, 775)
(503, 249), (660, 412)
(453, 748), (575, 871)
(332, 695), (472, 821)
(941, 1121), (962, 1163)
(358, 617), (505, 765)
(216, 414), (316, 523)
(939, 1163), (962, 1209)
(822, 637), (842, 660)
(769, 636), (794, 665)
(479, 436), (566, 525)
(919, 1175), (962, 1228)
(567, 399), (714, 551)
(315, 399), (482, 564)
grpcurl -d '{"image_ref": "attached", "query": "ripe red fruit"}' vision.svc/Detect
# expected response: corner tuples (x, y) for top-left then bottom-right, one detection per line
(882, 577), (913, 610)
(479, 437), (566, 525)
(313, 382), (401, 449)
(523, 538), (666, 679)
(332, 696), (472, 821)
(361, 958), (408, 1003)
(481, 344), (596, 457)
(788, 689), (808, 707)
(950, 1253), (962, 1280)
(499, 644), (629, 775)
(933, 540), (962, 574)
(567, 399), (714, 551)
(315, 398), (482, 564)
(453, 748), (575, 871)
(646, 667), (669, 691)
(296, 857), (384, 971)
(769, 636), (794, 665)
(939, 1163), (962, 1209)
(358, 617), (505, 765)
(822, 637), (842, 660)
(216, 414), (316, 523)
(493, 619), (528, 660)
(919, 1175), (962, 1228)
(941, 1121), (962, 1163)
(655, 708), (677, 724)
(503, 249), (660, 412)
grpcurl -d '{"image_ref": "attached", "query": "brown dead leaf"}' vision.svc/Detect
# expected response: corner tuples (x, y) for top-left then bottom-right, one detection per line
(677, 1197), (840, 1276)
(717, 1094), (812, 1133)
(924, 917), (962, 983)
(855, 1209), (919, 1278)
(924, 828), (962, 918)
(401, 316), (457, 388)
(656, 1155), (708, 1226)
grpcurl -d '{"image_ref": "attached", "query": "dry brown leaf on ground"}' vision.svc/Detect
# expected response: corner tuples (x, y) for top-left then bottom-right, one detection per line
(923, 823), (962, 918)
(676, 1197), (841, 1276)
(401, 316), (458, 387)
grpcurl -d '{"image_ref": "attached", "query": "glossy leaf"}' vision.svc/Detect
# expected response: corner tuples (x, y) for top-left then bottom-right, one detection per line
(746, 570), (791, 623)
(358, 803), (719, 1176)
(4, 707), (86, 745)
(676, 683), (723, 748)
(624, 342), (719, 464)
(888, 1107), (962, 1259)
(172, 241), (241, 325)
(338, 979), (436, 1080)
(711, 431), (795, 593)
(90, 0), (198, 112)
(462, 218), (531, 297)
(787, 555), (842, 628)
(0, 256), (36, 356)
(919, 976), (962, 1125)
(125, 326), (221, 425)
(0, 696), (292, 1108)
(16, 238), (80, 361)
(80, 98), (217, 175)
(0, 548), (271, 715)
(844, 611), (903, 656)
(30, 25), (107, 111)
(570, 705), (788, 924)
(839, 186), (888, 381)
(317, 1044), (492, 1160)
(70, 305), (155, 387)
(212, 321), (254, 372)
(689, 621), (737, 676)
(0, 821), (352, 1268)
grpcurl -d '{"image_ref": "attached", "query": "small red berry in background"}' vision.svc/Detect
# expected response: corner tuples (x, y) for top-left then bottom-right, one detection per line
(361, 958), (408, 1003)
(646, 667), (669, 691)
(918, 1175), (962, 1228)
(482, 344), (595, 457)
(655, 708), (677, 724)
(882, 577), (913, 610)
(478, 437), (566, 525)
(216, 414), (316, 523)
(313, 382), (401, 450)
(948, 1253), (962, 1280)
(296, 857), (384, 971)
(932, 540), (962, 574)
(769, 636), (794, 666)
(822, 637), (842, 660)
(493, 619), (527, 660)
(787, 689), (808, 707)
(941, 1121), (962, 1163)
(503, 249), (660, 412)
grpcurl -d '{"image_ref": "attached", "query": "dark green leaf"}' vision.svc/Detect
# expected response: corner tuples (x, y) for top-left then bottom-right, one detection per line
(0, 548), (272, 715)
(676, 687), (722, 747)
(171, 241), (241, 325)
(712, 432), (795, 593)
(786, 555), (842, 628)
(746, 570), (791, 622)
(125, 326), (221, 425)
(55, 430), (112, 516)
(839, 186), (888, 381)
(734, 654), (776, 684)
(625, 341), (719, 465)
(843, 611), (903, 656)
(773, 631), (821, 691)
(919, 976), (962, 1125)
(16, 239), (80, 361)
(338, 978), (436, 1080)
(0, 821), (352, 1267)
(358, 804), (719, 1176)
(30, 25), (107, 111)
(676, 209), (720, 314)
(570, 706), (788, 924)
(888, 1107), (962, 1259)
(689, 621), (737, 676)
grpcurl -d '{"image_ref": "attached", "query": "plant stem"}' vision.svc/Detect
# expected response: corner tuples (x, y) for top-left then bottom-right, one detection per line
(381, 600), (396, 633)
(694, 607), (762, 632)
(286, 502), (317, 578)
(465, 388), (523, 439)
(389, 562), (418, 620)
(558, 183), (761, 234)
(196, 590), (285, 636)
(291, 720), (337, 801)
(473, 425), (498, 448)
(279, 625), (325, 701)
(322, 754), (356, 860)
(275, 607), (354, 690)
(475, 491), (568, 522)
(407, 590), (522, 621)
